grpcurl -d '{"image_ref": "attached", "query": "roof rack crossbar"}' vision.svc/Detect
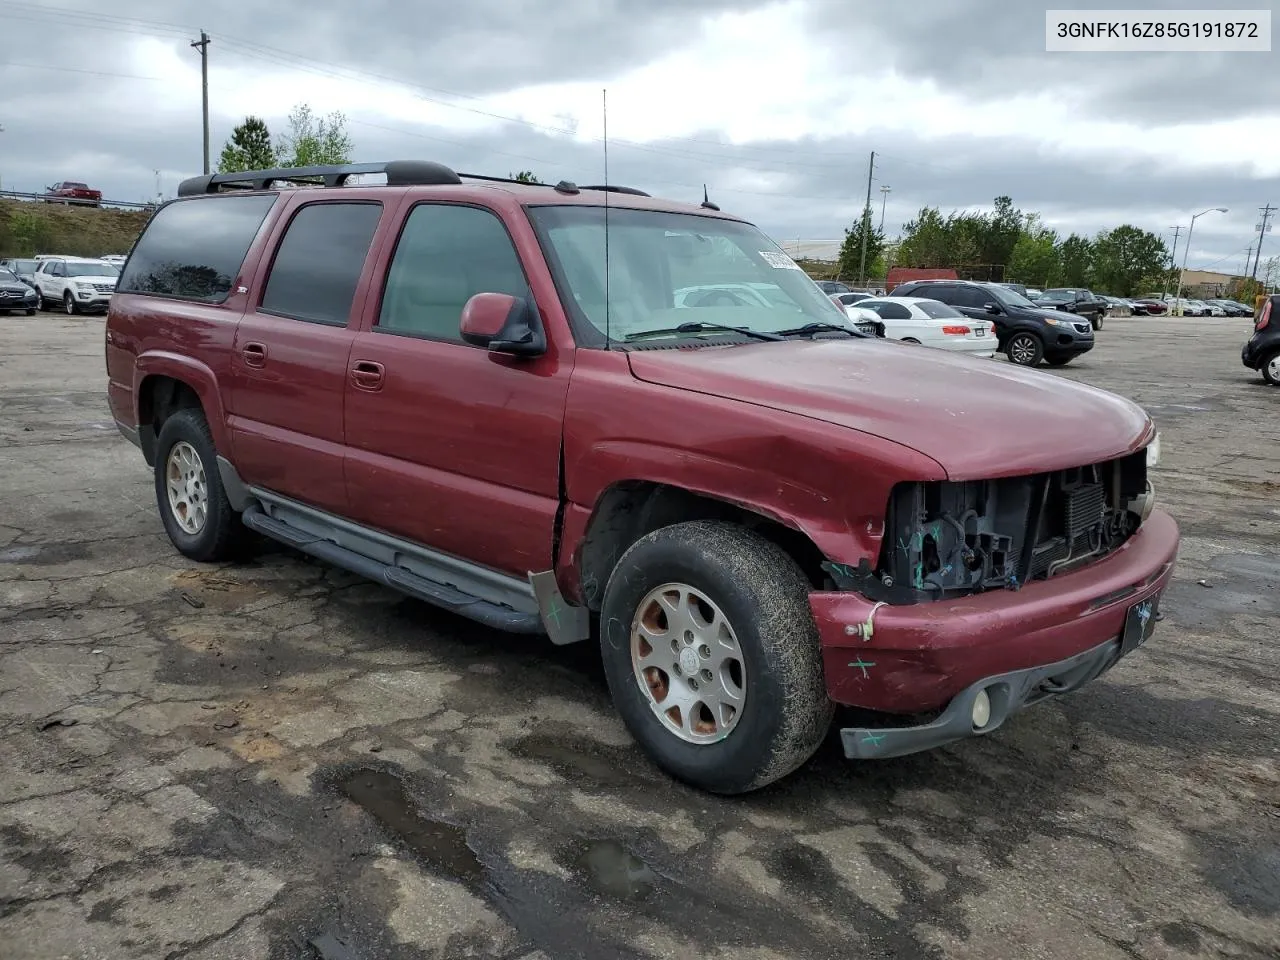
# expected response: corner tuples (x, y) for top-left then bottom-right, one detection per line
(176, 160), (652, 200)
(177, 160), (463, 197)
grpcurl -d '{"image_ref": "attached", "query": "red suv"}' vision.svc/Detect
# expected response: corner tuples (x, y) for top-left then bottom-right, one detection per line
(105, 160), (1179, 794)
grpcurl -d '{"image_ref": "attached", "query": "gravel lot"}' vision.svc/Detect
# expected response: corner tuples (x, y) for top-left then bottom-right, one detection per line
(1, 311), (1277, 960)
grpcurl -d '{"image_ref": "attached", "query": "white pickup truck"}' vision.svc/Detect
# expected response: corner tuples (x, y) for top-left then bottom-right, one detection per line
(32, 257), (120, 314)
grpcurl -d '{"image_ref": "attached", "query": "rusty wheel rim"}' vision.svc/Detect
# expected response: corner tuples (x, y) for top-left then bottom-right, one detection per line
(630, 582), (746, 744)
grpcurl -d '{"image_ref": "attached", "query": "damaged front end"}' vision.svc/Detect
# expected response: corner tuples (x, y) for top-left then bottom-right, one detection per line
(829, 448), (1153, 603)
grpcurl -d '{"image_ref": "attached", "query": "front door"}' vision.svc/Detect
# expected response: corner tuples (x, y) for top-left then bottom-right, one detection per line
(226, 196), (388, 514)
(342, 201), (573, 577)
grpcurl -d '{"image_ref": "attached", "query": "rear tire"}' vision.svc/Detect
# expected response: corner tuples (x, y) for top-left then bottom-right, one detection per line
(1046, 356), (1073, 367)
(153, 408), (248, 562)
(1262, 350), (1280, 386)
(1091, 313), (1103, 330)
(1006, 332), (1044, 366)
(599, 521), (833, 794)
(25, 308), (35, 316)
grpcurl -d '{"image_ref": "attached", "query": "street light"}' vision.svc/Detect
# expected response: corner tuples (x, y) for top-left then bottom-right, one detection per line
(1174, 207), (1228, 315)
(878, 184), (891, 232)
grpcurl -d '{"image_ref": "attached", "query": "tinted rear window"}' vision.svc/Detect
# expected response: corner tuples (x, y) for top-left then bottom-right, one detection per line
(118, 194), (277, 303)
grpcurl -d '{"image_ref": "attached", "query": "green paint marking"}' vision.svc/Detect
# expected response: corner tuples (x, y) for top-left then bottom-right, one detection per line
(848, 658), (876, 678)
(545, 596), (563, 629)
(861, 732), (885, 747)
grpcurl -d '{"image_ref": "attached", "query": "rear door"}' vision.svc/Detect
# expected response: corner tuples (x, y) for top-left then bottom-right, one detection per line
(341, 199), (573, 577)
(226, 193), (389, 514)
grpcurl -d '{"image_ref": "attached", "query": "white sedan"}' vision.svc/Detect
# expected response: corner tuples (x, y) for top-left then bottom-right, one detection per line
(855, 297), (996, 357)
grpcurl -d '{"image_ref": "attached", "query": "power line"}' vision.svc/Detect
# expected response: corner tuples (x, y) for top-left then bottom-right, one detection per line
(0, 60), (165, 81)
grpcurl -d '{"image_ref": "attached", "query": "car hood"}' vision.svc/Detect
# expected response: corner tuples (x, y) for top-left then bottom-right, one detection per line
(0, 281), (33, 294)
(68, 275), (117, 284)
(626, 339), (1152, 480)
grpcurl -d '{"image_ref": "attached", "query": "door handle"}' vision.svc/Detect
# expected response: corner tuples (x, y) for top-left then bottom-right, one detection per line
(350, 360), (384, 390)
(242, 342), (267, 367)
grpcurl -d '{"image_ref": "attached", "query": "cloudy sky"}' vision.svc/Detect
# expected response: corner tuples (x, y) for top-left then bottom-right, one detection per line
(1, 0), (1277, 271)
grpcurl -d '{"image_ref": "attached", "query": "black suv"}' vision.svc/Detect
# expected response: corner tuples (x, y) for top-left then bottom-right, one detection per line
(1242, 294), (1280, 385)
(890, 279), (1095, 367)
(1037, 288), (1109, 330)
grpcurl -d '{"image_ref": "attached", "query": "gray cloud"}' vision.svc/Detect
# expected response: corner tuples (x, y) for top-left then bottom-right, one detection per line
(804, 0), (1280, 124)
(1, 0), (1277, 273)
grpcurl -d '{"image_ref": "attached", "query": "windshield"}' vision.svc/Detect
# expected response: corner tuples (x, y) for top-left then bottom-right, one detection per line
(0, 269), (19, 283)
(527, 206), (853, 343)
(66, 262), (118, 278)
(13, 260), (37, 273)
(987, 284), (1037, 308)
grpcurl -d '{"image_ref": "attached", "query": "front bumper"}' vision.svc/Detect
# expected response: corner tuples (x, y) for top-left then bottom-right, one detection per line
(809, 507), (1179, 738)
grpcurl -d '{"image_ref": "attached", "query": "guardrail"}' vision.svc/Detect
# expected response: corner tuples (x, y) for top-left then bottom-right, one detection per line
(0, 190), (155, 211)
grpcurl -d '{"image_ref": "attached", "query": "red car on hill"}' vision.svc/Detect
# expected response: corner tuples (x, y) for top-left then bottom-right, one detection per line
(44, 181), (102, 206)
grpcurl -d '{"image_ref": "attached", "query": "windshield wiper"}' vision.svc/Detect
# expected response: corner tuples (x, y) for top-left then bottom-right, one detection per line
(776, 322), (859, 337)
(623, 321), (784, 342)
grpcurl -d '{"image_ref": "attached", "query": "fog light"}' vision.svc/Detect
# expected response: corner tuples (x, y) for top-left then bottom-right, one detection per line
(972, 689), (992, 729)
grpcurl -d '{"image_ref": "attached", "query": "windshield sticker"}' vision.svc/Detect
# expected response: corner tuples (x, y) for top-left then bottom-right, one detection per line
(758, 251), (803, 270)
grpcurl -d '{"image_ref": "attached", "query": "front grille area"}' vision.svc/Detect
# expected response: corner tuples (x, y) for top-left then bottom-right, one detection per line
(871, 449), (1150, 602)
(93, 284), (115, 294)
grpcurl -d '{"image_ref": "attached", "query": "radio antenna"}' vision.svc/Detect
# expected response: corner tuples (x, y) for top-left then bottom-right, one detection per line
(602, 87), (611, 350)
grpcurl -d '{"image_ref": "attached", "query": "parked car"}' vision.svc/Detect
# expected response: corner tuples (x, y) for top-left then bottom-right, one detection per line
(827, 295), (885, 336)
(889, 279), (1095, 366)
(43, 181), (102, 206)
(1037, 288), (1109, 330)
(998, 282), (1029, 297)
(0, 267), (38, 315)
(854, 297), (995, 358)
(1128, 298), (1168, 316)
(831, 291), (873, 307)
(1242, 294), (1280, 385)
(1207, 299), (1251, 317)
(104, 159), (1176, 794)
(31, 256), (119, 313)
(0, 257), (40, 289)
(100, 254), (128, 267)
(815, 280), (853, 295)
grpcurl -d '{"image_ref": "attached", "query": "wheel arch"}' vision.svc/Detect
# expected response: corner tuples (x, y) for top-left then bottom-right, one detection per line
(570, 480), (832, 612)
(133, 353), (228, 466)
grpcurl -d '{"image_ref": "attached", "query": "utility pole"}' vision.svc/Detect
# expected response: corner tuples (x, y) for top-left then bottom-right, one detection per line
(1162, 225), (1181, 298)
(190, 30), (211, 175)
(1250, 202), (1275, 279)
(878, 184), (891, 233)
(857, 151), (875, 285)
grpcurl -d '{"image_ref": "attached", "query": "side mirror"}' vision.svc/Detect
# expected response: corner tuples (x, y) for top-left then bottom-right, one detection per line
(984, 302), (1001, 314)
(459, 292), (547, 357)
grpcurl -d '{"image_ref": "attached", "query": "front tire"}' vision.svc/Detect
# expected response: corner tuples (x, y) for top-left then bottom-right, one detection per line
(153, 408), (247, 562)
(1006, 332), (1044, 366)
(63, 291), (78, 315)
(1045, 356), (1073, 367)
(25, 308), (35, 316)
(599, 521), (834, 794)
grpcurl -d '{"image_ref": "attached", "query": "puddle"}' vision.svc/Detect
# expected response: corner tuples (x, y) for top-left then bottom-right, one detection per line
(576, 839), (658, 901)
(337, 770), (483, 891)
(0, 546), (42, 563)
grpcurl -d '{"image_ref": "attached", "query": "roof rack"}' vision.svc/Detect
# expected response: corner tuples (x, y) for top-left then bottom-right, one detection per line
(178, 160), (653, 199)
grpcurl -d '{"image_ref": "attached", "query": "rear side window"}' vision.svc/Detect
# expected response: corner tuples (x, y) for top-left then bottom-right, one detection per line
(871, 301), (912, 320)
(260, 202), (383, 326)
(118, 194), (277, 303)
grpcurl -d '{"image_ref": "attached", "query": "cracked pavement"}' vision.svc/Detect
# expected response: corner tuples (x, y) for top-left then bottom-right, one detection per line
(1, 312), (1278, 959)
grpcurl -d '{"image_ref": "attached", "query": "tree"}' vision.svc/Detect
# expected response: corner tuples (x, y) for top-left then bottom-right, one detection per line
(274, 104), (353, 168)
(895, 207), (951, 267)
(978, 195), (1023, 267)
(509, 171), (542, 184)
(217, 116), (275, 173)
(836, 206), (884, 281)
(1055, 234), (1093, 287)
(1007, 215), (1059, 286)
(1263, 255), (1279, 292)
(1089, 225), (1168, 297)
